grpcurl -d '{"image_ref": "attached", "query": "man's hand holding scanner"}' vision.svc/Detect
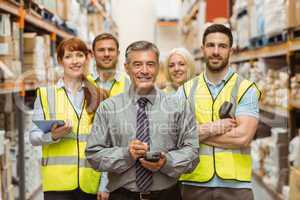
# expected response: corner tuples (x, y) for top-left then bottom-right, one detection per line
(139, 152), (166, 172)
(129, 139), (166, 171)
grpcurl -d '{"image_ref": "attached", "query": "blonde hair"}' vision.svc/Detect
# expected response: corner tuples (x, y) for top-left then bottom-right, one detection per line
(164, 48), (196, 83)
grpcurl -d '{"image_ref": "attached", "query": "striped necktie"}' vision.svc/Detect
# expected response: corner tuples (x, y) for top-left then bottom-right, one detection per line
(136, 97), (153, 192)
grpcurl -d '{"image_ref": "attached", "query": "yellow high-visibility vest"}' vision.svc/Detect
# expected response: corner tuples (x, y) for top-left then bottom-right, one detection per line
(180, 72), (261, 183)
(38, 86), (100, 194)
(86, 73), (129, 97)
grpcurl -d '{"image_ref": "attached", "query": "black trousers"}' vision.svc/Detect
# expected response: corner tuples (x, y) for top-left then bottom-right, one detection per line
(109, 184), (181, 200)
(44, 188), (97, 200)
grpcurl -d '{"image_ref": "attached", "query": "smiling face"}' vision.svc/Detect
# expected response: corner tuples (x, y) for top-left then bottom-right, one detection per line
(202, 32), (232, 72)
(60, 50), (87, 79)
(125, 50), (158, 95)
(167, 53), (188, 87)
(93, 39), (119, 69)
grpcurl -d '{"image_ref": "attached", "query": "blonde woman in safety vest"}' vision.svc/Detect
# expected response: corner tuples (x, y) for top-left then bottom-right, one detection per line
(179, 24), (261, 200)
(163, 47), (196, 94)
(30, 38), (108, 200)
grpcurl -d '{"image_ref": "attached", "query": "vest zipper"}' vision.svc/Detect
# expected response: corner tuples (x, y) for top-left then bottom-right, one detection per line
(62, 88), (85, 190)
(203, 73), (235, 181)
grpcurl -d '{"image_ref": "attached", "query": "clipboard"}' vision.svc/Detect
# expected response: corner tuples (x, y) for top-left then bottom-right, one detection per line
(33, 120), (65, 133)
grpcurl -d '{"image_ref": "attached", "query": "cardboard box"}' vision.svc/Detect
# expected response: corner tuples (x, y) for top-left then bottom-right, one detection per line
(24, 53), (36, 65)
(0, 113), (5, 129)
(289, 167), (300, 200)
(10, 60), (21, 77)
(287, 0), (300, 28)
(23, 33), (37, 53)
(0, 36), (12, 56)
(0, 14), (11, 36)
(0, 130), (4, 155)
(0, 57), (15, 81)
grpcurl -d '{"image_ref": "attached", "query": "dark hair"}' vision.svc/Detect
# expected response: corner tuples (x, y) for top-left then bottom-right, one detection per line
(202, 24), (233, 47)
(125, 41), (159, 63)
(56, 37), (89, 62)
(92, 33), (119, 51)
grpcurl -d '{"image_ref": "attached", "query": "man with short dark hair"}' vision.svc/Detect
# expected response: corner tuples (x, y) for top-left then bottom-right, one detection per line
(179, 24), (261, 200)
(86, 41), (199, 200)
(88, 33), (130, 200)
(87, 33), (130, 97)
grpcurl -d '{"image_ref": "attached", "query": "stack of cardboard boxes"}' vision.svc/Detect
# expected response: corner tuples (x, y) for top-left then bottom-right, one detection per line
(0, 131), (14, 200)
(231, 0), (300, 49)
(0, 14), (21, 84)
(257, 69), (289, 109)
(251, 128), (289, 196)
(24, 112), (42, 198)
(23, 33), (50, 84)
(291, 74), (300, 108)
(234, 60), (289, 109)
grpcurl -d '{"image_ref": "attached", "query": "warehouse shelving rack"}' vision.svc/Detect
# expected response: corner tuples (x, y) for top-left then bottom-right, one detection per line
(231, 29), (300, 200)
(0, 0), (117, 198)
(231, 32), (300, 138)
(0, 1), (75, 199)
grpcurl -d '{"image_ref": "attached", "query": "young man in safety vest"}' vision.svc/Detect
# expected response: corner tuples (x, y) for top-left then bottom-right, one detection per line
(179, 24), (261, 200)
(87, 33), (130, 97)
(87, 33), (130, 200)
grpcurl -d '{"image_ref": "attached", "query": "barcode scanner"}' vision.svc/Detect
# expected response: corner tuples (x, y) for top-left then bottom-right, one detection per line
(219, 101), (233, 119)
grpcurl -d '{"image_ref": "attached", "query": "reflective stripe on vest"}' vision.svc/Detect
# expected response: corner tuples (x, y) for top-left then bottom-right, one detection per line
(41, 156), (93, 168)
(180, 72), (261, 183)
(38, 86), (100, 194)
(86, 73), (129, 97)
